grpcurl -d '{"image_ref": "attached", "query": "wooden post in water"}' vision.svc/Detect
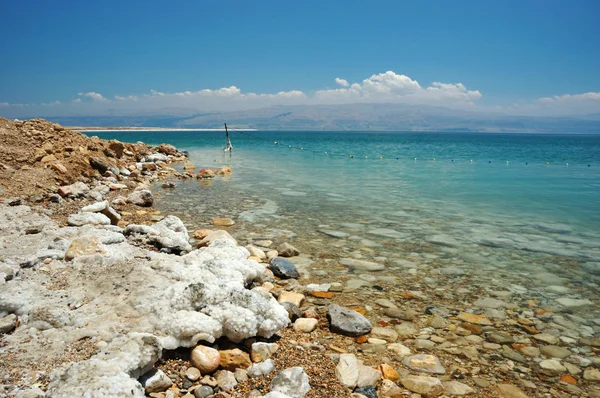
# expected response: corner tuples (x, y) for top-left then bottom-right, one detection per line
(223, 123), (233, 152)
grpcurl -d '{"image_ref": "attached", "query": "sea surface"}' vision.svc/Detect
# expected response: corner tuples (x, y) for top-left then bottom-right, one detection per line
(91, 130), (600, 319)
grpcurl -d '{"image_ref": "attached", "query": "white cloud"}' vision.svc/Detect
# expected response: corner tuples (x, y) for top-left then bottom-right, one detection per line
(1, 70), (599, 117)
(78, 92), (108, 102)
(314, 71), (481, 107)
(335, 78), (349, 87)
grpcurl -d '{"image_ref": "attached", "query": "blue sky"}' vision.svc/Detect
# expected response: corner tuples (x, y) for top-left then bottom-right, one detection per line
(1, 0), (599, 117)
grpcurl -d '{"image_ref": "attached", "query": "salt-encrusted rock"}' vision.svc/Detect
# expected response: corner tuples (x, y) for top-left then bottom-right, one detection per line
(400, 375), (444, 397)
(81, 201), (122, 225)
(215, 370), (237, 391)
(191, 345), (220, 374)
(14, 387), (45, 398)
(251, 342), (279, 363)
(293, 318), (318, 333)
(47, 333), (161, 397)
(0, 313), (17, 334)
(270, 367), (311, 398)
(247, 359), (276, 378)
(139, 368), (173, 393)
(277, 242), (299, 257)
(128, 190), (154, 207)
(328, 304), (372, 336)
(67, 212), (111, 226)
(220, 348), (252, 371)
(64, 236), (107, 261)
(269, 257), (300, 279)
(403, 354), (446, 374)
(125, 215), (191, 253)
(278, 291), (304, 307)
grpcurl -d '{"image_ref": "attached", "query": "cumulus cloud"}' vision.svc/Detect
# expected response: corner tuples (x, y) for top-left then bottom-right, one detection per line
(313, 71), (481, 108)
(1, 70), (598, 117)
(335, 78), (349, 87)
(78, 92), (108, 102)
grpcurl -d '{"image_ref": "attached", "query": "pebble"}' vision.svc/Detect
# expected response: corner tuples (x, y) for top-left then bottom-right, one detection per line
(402, 354), (446, 374)
(251, 342), (279, 363)
(0, 313), (17, 334)
(140, 369), (173, 394)
(496, 384), (529, 398)
(185, 367), (201, 382)
(193, 386), (214, 398)
(269, 257), (300, 279)
(583, 368), (600, 381)
(293, 318), (318, 333)
(270, 367), (311, 398)
(191, 345), (220, 374)
(384, 307), (416, 320)
(215, 370), (237, 392)
(278, 291), (305, 307)
(277, 242), (300, 257)
(387, 343), (411, 356)
(369, 326), (398, 342)
(219, 348), (252, 371)
(212, 218), (235, 226)
(328, 304), (372, 336)
(247, 359), (276, 378)
(443, 380), (476, 395)
(400, 375), (444, 397)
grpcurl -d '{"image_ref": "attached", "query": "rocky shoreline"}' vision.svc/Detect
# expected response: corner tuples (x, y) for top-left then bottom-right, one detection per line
(1, 118), (599, 398)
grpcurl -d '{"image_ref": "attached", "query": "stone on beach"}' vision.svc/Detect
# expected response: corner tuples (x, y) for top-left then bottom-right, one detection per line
(128, 189), (154, 207)
(457, 312), (493, 325)
(247, 359), (276, 378)
(269, 257), (300, 279)
(496, 384), (530, 398)
(328, 304), (372, 336)
(270, 367), (311, 398)
(278, 291), (304, 307)
(64, 236), (107, 261)
(196, 229), (237, 247)
(216, 370), (238, 391)
(403, 354), (446, 374)
(319, 229), (350, 239)
(0, 313), (17, 334)
(293, 317), (318, 333)
(400, 375), (444, 397)
(220, 348), (252, 371)
(339, 258), (385, 271)
(191, 345), (221, 374)
(277, 242), (299, 257)
(212, 217), (235, 227)
(251, 342), (279, 363)
(388, 343), (411, 356)
(443, 381), (475, 396)
(67, 212), (111, 226)
(139, 369), (173, 393)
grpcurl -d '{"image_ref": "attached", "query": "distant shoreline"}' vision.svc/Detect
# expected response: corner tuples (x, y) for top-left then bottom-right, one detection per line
(71, 127), (257, 133)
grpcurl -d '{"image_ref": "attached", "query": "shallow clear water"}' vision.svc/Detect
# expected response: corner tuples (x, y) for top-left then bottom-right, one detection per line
(93, 130), (600, 319)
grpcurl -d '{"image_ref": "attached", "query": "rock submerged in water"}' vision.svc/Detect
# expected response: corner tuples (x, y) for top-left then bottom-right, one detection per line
(277, 242), (299, 257)
(269, 257), (300, 279)
(327, 304), (372, 336)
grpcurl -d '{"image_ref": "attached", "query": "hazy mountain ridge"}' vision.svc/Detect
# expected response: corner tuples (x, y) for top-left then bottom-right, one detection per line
(37, 103), (600, 133)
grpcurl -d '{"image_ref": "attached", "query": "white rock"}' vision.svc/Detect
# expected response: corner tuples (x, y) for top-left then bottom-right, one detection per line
(293, 318), (318, 333)
(216, 370), (237, 391)
(247, 359), (276, 378)
(400, 375), (444, 396)
(335, 354), (359, 389)
(251, 342), (279, 362)
(539, 359), (566, 375)
(270, 367), (311, 398)
(140, 368), (173, 393)
(357, 365), (381, 387)
(67, 212), (111, 226)
(443, 380), (476, 395)
(388, 343), (411, 356)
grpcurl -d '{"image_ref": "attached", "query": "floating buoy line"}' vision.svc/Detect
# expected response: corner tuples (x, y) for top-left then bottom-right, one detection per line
(235, 131), (593, 168)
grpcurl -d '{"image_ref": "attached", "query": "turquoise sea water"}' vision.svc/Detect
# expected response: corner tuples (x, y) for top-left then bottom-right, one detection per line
(93, 131), (600, 232)
(91, 130), (600, 320)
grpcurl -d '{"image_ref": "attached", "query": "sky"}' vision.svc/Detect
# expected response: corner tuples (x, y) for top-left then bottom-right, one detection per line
(1, 0), (599, 117)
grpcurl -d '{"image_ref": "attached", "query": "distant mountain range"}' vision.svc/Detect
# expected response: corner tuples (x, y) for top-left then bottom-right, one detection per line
(40, 103), (600, 133)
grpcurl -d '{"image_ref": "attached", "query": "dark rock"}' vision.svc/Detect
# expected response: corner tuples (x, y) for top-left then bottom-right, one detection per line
(280, 302), (303, 322)
(327, 304), (372, 336)
(354, 386), (377, 398)
(269, 257), (299, 279)
(89, 156), (114, 174)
